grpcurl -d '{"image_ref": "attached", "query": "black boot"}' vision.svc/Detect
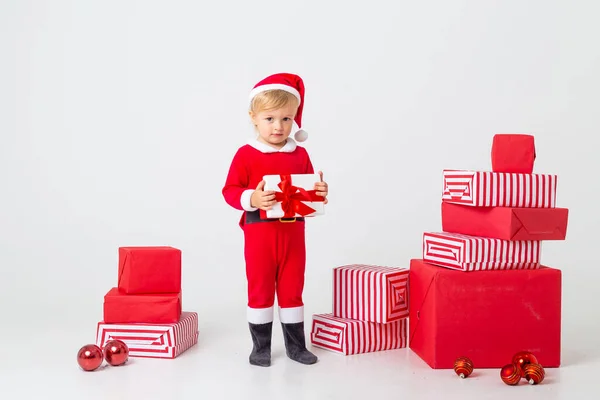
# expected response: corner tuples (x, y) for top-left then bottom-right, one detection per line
(248, 322), (272, 367)
(281, 322), (318, 365)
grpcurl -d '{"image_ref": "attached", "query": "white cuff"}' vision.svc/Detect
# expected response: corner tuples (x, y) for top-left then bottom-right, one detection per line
(279, 306), (304, 323)
(240, 189), (258, 212)
(247, 306), (274, 324)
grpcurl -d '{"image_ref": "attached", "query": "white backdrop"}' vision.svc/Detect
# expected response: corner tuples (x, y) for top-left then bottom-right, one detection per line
(2, 0), (599, 398)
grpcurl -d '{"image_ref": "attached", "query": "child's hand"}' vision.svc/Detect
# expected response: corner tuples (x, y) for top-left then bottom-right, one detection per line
(251, 180), (277, 210)
(314, 171), (329, 204)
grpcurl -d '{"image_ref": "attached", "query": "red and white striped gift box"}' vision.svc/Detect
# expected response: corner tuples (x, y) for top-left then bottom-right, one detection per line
(96, 311), (198, 359)
(442, 169), (557, 208)
(311, 313), (407, 355)
(423, 232), (541, 272)
(333, 264), (409, 323)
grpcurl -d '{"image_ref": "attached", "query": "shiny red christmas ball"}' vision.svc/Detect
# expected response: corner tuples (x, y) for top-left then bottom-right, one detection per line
(453, 356), (474, 378)
(500, 363), (521, 385)
(103, 339), (129, 366)
(523, 363), (545, 385)
(77, 344), (104, 371)
(512, 351), (538, 376)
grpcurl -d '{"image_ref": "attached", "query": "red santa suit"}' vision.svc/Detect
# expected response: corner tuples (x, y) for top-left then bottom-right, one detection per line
(222, 138), (315, 326)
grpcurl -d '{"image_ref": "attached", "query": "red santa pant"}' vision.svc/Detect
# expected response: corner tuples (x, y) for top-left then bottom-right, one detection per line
(243, 219), (306, 325)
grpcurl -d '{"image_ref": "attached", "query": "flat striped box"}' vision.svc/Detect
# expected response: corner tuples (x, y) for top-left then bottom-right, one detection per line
(423, 232), (541, 272)
(96, 311), (198, 359)
(442, 169), (557, 208)
(333, 264), (409, 324)
(311, 313), (407, 355)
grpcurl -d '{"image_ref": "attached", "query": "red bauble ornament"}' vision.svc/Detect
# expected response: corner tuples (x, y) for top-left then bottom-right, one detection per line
(500, 363), (521, 385)
(453, 356), (474, 378)
(523, 363), (545, 385)
(103, 339), (129, 366)
(77, 344), (104, 371)
(512, 351), (538, 376)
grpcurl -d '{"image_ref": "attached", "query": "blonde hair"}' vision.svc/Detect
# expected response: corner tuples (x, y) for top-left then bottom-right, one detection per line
(250, 89), (299, 114)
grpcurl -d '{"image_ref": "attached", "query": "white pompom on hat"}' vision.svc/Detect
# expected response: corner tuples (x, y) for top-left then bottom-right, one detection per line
(249, 72), (308, 142)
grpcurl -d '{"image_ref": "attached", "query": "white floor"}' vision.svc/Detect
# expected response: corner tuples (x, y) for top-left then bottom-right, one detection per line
(2, 304), (598, 400)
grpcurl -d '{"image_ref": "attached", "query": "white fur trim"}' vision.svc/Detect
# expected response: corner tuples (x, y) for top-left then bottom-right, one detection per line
(294, 129), (308, 142)
(278, 306), (304, 323)
(247, 138), (297, 153)
(249, 84), (301, 104)
(247, 306), (274, 324)
(240, 189), (257, 211)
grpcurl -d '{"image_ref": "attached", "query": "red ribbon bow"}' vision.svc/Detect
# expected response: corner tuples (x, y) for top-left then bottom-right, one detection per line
(274, 174), (323, 218)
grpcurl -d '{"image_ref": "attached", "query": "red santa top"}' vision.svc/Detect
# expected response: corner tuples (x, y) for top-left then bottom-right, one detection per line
(222, 138), (315, 225)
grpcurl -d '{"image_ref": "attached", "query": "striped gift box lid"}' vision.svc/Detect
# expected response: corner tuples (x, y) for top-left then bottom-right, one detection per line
(96, 311), (198, 359)
(423, 232), (541, 272)
(442, 169), (557, 208)
(333, 264), (409, 324)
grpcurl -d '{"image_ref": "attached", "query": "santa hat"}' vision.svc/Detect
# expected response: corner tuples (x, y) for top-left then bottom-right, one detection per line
(249, 72), (308, 142)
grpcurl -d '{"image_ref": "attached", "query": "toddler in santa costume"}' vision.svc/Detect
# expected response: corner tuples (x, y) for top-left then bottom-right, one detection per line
(222, 73), (329, 367)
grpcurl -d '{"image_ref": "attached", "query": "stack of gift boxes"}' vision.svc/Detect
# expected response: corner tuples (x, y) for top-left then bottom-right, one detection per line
(409, 134), (568, 368)
(307, 134), (567, 367)
(95, 246), (199, 359)
(310, 265), (409, 355)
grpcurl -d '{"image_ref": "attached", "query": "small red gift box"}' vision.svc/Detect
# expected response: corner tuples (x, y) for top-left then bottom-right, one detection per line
(333, 264), (409, 323)
(491, 134), (536, 174)
(96, 311), (198, 359)
(441, 202), (569, 241)
(118, 246), (181, 294)
(409, 259), (561, 369)
(103, 287), (182, 324)
(423, 231), (541, 272)
(311, 313), (407, 355)
(260, 173), (325, 219)
(442, 169), (557, 208)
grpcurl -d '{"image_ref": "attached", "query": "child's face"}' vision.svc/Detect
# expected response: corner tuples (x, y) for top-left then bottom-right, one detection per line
(250, 103), (297, 148)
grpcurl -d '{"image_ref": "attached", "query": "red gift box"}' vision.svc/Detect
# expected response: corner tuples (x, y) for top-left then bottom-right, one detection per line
(333, 264), (409, 323)
(423, 232), (541, 272)
(96, 311), (198, 359)
(441, 202), (569, 241)
(118, 246), (181, 294)
(311, 313), (407, 355)
(442, 169), (557, 208)
(103, 287), (182, 324)
(491, 134), (536, 174)
(408, 259), (561, 368)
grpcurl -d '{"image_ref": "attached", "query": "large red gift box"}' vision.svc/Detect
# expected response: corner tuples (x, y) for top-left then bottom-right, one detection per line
(491, 134), (536, 174)
(442, 169), (557, 208)
(441, 202), (569, 241)
(423, 231), (541, 272)
(408, 259), (561, 368)
(96, 311), (198, 359)
(332, 264), (409, 323)
(103, 287), (182, 324)
(311, 313), (407, 355)
(118, 246), (181, 294)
